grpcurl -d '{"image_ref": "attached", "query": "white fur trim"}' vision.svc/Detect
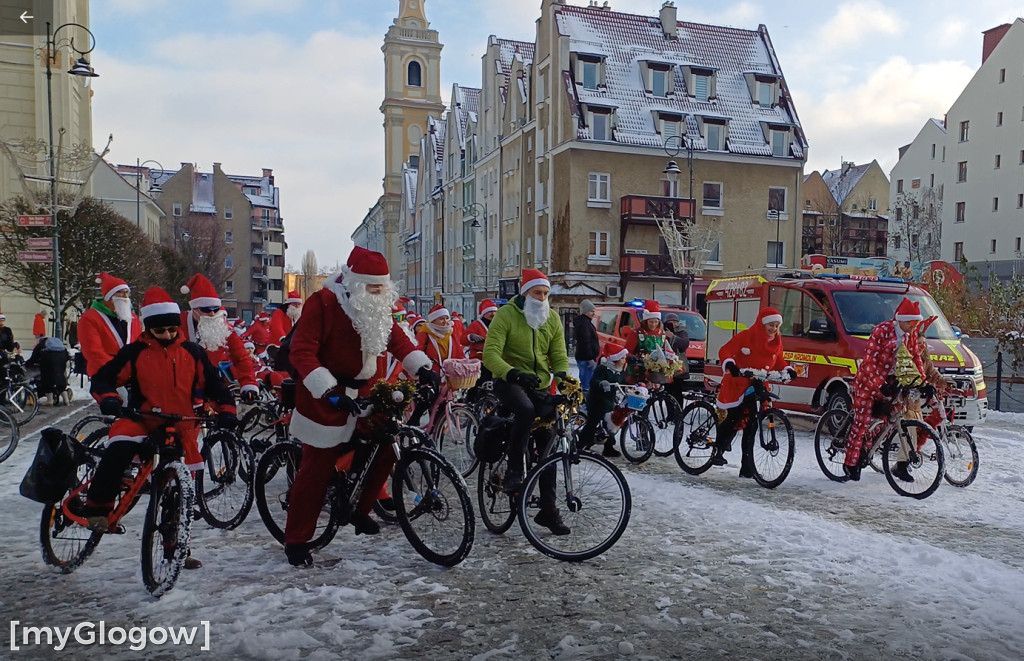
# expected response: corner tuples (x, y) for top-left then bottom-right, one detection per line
(402, 350), (432, 376)
(761, 314), (782, 325)
(107, 434), (148, 444)
(895, 313), (922, 321)
(355, 354), (378, 381)
(290, 406), (358, 448)
(428, 307), (450, 322)
(740, 348), (751, 355)
(341, 265), (391, 286)
(520, 277), (549, 294)
(479, 304), (498, 316)
(140, 301), (180, 319)
(103, 283), (129, 301)
(715, 396), (745, 409)
(642, 311), (662, 321)
(303, 366), (338, 399)
(722, 358), (736, 368)
(0, 314), (5, 320)
(606, 347), (628, 362)
(240, 384), (259, 394)
(285, 296), (302, 304)
(188, 296), (221, 309)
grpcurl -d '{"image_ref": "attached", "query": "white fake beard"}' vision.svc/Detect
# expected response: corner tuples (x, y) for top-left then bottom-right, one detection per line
(286, 304), (301, 323)
(111, 297), (133, 324)
(523, 296), (550, 330)
(398, 321), (415, 341)
(196, 311), (232, 352)
(339, 279), (398, 364)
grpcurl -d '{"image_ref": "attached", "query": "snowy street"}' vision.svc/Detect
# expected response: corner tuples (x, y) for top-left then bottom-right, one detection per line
(1, 400), (1023, 660)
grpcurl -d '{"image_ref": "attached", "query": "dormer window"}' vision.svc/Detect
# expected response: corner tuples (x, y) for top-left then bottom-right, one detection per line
(659, 112), (683, 140)
(770, 127), (789, 157)
(757, 80), (774, 107)
(586, 105), (614, 141)
(575, 54), (604, 91)
(698, 118), (727, 151)
(642, 62), (673, 98)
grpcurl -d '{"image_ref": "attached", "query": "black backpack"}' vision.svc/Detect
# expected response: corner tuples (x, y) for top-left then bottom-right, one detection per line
(20, 428), (81, 504)
(273, 322), (299, 378)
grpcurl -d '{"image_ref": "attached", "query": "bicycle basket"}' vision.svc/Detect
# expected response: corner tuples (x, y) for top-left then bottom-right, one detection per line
(474, 413), (511, 464)
(624, 392), (648, 411)
(442, 358), (481, 390)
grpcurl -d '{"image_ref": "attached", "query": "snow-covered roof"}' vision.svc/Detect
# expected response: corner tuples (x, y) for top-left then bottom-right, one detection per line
(491, 36), (535, 104)
(453, 85), (481, 149)
(822, 163), (871, 199)
(228, 173), (280, 209)
(428, 114), (446, 168)
(190, 172), (216, 214)
(554, 4), (806, 157)
(403, 166), (418, 211)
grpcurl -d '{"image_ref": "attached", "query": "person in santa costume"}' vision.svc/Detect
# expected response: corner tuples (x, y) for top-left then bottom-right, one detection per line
(269, 290), (302, 343)
(578, 342), (630, 457)
(417, 304), (464, 373)
(231, 318), (246, 336)
(451, 311), (466, 350)
(178, 274), (259, 403)
(715, 307), (796, 478)
(465, 299), (497, 362)
(83, 287), (237, 569)
(408, 312), (425, 335)
(623, 300), (675, 359)
(842, 298), (944, 481)
(282, 246), (437, 567)
(383, 302), (415, 383)
(243, 311), (272, 354)
(32, 310), (46, 339)
(77, 272), (143, 378)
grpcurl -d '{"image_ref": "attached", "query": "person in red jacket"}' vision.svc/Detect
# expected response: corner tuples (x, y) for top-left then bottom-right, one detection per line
(179, 274), (259, 403)
(465, 299), (497, 361)
(82, 288), (236, 557)
(32, 311), (46, 339)
(451, 312), (466, 351)
(269, 290), (302, 343)
(244, 312), (272, 354)
(715, 307), (796, 478)
(77, 272), (143, 378)
(283, 247), (436, 566)
(417, 304), (464, 373)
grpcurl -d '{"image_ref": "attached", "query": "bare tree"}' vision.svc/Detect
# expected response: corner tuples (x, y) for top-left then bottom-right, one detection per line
(171, 213), (236, 290)
(889, 189), (942, 263)
(300, 249), (318, 299)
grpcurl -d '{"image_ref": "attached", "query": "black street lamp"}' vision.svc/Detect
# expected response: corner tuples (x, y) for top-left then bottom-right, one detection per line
(135, 159), (164, 231)
(463, 202), (488, 294)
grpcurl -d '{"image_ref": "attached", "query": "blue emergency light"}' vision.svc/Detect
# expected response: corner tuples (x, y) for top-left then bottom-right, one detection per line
(628, 298), (646, 307)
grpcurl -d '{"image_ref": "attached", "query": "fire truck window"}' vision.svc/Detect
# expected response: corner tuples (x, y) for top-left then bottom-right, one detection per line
(770, 286), (828, 338)
(619, 312), (637, 336)
(598, 310), (619, 335)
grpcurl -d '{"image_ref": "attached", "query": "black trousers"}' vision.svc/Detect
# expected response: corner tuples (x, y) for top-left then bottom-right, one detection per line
(716, 394), (758, 471)
(493, 379), (557, 509)
(86, 441), (143, 506)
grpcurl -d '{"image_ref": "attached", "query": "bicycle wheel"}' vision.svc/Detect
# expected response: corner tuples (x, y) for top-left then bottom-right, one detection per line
(393, 446), (475, 567)
(619, 414), (655, 464)
(141, 461), (194, 597)
(813, 409), (851, 482)
(518, 451), (630, 561)
(434, 404), (479, 478)
(645, 391), (680, 457)
(0, 407), (19, 464)
(4, 384), (39, 426)
(477, 452), (516, 534)
(71, 416), (111, 445)
(40, 448), (103, 573)
(750, 409), (795, 489)
(374, 427), (430, 524)
(673, 401), (717, 475)
(196, 430), (255, 530)
(254, 442), (339, 550)
(942, 425), (979, 487)
(881, 420), (945, 499)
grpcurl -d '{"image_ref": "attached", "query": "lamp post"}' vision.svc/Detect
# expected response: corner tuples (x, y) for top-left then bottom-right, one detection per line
(663, 136), (695, 308)
(135, 158), (164, 232)
(44, 21), (98, 339)
(463, 202), (488, 295)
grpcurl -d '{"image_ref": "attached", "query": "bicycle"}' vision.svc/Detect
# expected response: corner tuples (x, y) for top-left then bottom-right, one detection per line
(673, 370), (796, 489)
(254, 380), (475, 567)
(40, 409), (197, 597)
(605, 383), (656, 464)
(417, 359), (482, 478)
(476, 379), (632, 561)
(1, 359), (39, 426)
(643, 381), (681, 458)
(814, 381), (946, 499)
(0, 406), (20, 464)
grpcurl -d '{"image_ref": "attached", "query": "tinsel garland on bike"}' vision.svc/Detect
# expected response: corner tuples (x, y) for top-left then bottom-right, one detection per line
(355, 380), (417, 441)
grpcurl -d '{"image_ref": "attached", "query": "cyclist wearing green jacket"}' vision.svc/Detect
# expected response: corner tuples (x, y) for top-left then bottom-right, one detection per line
(483, 268), (574, 535)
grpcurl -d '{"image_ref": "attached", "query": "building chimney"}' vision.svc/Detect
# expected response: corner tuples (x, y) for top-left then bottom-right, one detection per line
(262, 168), (274, 184)
(213, 162), (222, 172)
(982, 23), (1012, 64)
(660, 2), (677, 39)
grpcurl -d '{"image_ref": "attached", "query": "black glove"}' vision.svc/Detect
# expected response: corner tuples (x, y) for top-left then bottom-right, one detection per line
(240, 389), (258, 404)
(507, 369), (541, 390)
(338, 377), (369, 390)
(325, 389), (361, 415)
(920, 384), (937, 400)
(467, 334), (485, 344)
(416, 366), (441, 390)
(785, 367), (798, 381)
(215, 411), (239, 431)
(725, 362), (741, 378)
(99, 396), (122, 417)
(879, 379), (898, 398)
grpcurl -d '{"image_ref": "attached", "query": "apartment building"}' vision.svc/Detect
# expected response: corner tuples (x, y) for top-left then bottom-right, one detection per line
(888, 120), (947, 264)
(801, 160), (889, 259)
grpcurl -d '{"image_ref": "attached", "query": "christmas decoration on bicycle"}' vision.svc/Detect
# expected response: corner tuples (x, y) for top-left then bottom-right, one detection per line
(442, 358), (481, 391)
(623, 385), (649, 411)
(355, 380), (417, 442)
(641, 353), (685, 384)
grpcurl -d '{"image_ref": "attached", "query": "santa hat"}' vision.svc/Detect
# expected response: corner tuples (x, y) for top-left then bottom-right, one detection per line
(478, 299), (498, 317)
(95, 272), (129, 301)
(233, 319), (245, 328)
(180, 274), (221, 309)
(520, 268), (549, 295)
(285, 290), (302, 305)
(140, 287), (181, 330)
(427, 304), (450, 322)
(393, 301), (406, 314)
(255, 312), (270, 322)
(760, 307), (783, 325)
(0, 312), (6, 321)
(602, 342), (629, 364)
(243, 340), (255, 351)
(408, 313), (425, 329)
(894, 298), (922, 322)
(642, 300), (661, 321)
(342, 246), (390, 286)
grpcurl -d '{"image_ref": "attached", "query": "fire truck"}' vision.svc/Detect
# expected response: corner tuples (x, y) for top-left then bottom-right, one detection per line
(703, 273), (988, 428)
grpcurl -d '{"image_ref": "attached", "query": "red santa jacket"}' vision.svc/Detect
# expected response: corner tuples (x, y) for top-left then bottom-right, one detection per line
(288, 281), (430, 448)
(416, 328), (464, 373)
(180, 311), (258, 395)
(243, 320), (271, 354)
(465, 319), (489, 360)
(716, 311), (788, 409)
(268, 307), (293, 344)
(78, 302), (143, 377)
(852, 320), (927, 400)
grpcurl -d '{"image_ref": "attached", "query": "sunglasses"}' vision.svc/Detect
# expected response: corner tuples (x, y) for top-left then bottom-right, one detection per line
(197, 306), (220, 314)
(150, 327), (179, 335)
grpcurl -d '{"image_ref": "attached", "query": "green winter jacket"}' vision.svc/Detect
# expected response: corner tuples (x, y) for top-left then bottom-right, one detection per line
(483, 296), (569, 389)
(586, 362), (627, 417)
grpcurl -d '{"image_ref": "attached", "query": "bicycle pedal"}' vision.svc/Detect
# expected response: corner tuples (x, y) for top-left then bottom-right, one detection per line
(107, 524), (127, 535)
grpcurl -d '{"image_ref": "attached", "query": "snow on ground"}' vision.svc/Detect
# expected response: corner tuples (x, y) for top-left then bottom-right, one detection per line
(1, 398), (1022, 660)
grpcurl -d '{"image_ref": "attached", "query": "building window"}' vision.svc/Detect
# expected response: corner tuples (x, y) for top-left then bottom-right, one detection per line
(895, 208), (903, 223)
(768, 187), (787, 215)
(225, 231), (233, 244)
(958, 120), (969, 142)
(173, 202), (182, 217)
(997, 111), (1004, 126)
(954, 242), (964, 262)
(224, 205), (233, 219)
(931, 144), (936, 159)
(1018, 193), (1023, 208)
(588, 173), (610, 202)
(661, 178), (679, 197)
(912, 203), (919, 220)
(911, 178), (921, 189)
(993, 197), (999, 211)
(660, 113), (682, 140)
(957, 161), (967, 182)
(767, 241), (784, 267)
(756, 80), (773, 107)
(693, 72), (710, 101)
(893, 235), (901, 250)
(407, 61), (422, 87)
(589, 231), (610, 259)
(868, 198), (877, 212)
(703, 182), (722, 210)
(588, 108), (612, 141)
(705, 122), (726, 151)
(770, 129), (788, 157)
(708, 241), (721, 263)
(580, 56), (601, 90)
(225, 256), (233, 269)
(1017, 237), (1022, 253)
(896, 179), (904, 193)
(650, 65), (670, 97)
(1000, 68), (1006, 83)
(991, 239), (997, 253)
(225, 280), (233, 293)
(955, 201), (965, 223)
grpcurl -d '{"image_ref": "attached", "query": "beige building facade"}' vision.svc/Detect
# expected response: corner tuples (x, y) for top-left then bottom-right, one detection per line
(802, 160), (889, 259)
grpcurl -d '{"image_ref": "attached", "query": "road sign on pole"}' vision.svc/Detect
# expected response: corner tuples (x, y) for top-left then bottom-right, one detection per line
(17, 250), (53, 263)
(26, 237), (54, 250)
(16, 214), (53, 227)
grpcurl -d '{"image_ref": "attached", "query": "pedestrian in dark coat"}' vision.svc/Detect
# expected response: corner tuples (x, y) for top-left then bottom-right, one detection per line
(573, 300), (600, 392)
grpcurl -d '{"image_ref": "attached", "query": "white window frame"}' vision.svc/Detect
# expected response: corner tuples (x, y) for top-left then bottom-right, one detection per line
(588, 172), (611, 208)
(705, 241), (723, 269)
(589, 108), (612, 141)
(580, 57), (601, 91)
(660, 113), (682, 140)
(954, 242), (964, 261)
(868, 198), (878, 211)
(224, 205), (233, 219)
(650, 65), (671, 98)
(702, 181), (723, 215)
(588, 230), (611, 265)
(693, 73), (710, 102)
(766, 241), (784, 268)
(756, 80), (774, 107)
(768, 187), (789, 220)
(172, 202), (182, 217)
(705, 122), (726, 151)
(225, 231), (233, 244)
(770, 129), (788, 157)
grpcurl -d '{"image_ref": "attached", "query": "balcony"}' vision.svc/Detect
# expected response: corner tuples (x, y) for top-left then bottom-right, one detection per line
(252, 269), (268, 281)
(620, 253), (676, 278)
(251, 243), (267, 255)
(250, 293), (267, 304)
(620, 195), (695, 226)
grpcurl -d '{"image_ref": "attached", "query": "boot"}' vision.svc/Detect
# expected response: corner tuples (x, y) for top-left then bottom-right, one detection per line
(502, 467), (524, 494)
(602, 440), (621, 458)
(738, 453), (754, 479)
(285, 543), (313, 567)
(892, 461), (914, 483)
(534, 508), (570, 535)
(184, 554), (203, 570)
(711, 447), (728, 466)
(843, 464), (861, 481)
(350, 510), (381, 536)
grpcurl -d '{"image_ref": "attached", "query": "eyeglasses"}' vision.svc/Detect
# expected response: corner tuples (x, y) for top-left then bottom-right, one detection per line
(149, 327), (179, 336)
(197, 306), (220, 314)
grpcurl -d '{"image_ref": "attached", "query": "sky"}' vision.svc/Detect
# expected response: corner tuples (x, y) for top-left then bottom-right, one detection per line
(88, 0), (1023, 269)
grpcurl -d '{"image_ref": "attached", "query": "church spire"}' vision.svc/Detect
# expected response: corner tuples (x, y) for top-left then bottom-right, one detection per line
(396, 0), (429, 28)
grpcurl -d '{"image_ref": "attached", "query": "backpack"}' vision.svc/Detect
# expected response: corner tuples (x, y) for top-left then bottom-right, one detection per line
(72, 350), (88, 376)
(474, 413), (512, 464)
(273, 322), (299, 378)
(20, 428), (81, 503)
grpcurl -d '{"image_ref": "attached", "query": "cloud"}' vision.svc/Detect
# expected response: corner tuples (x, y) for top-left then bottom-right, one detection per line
(815, 1), (903, 50)
(940, 18), (968, 41)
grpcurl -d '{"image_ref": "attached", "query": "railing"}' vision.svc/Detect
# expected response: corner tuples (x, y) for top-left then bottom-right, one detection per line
(251, 243), (267, 255)
(620, 195), (695, 224)
(620, 253), (676, 277)
(252, 269), (268, 280)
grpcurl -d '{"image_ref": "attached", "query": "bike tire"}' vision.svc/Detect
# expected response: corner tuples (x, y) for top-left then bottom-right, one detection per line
(4, 384), (39, 426)
(673, 401), (718, 475)
(619, 414), (655, 464)
(0, 407), (19, 464)
(433, 404), (479, 478)
(813, 408), (851, 482)
(141, 461), (194, 597)
(393, 446), (475, 567)
(477, 453), (516, 534)
(40, 447), (103, 573)
(375, 427), (431, 524)
(881, 420), (945, 499)
(751, 409), (795, 489)
(645, 391), (680, 457)
(70, 415), (112, 443)
(942, 425), (979, 487)
(254, 441), (340, 550)
(196, 430), (255, 530)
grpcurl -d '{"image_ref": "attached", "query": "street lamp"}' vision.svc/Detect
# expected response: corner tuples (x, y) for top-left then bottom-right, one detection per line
(767, 208), (782, 267)
(45, 21), (99, 340)
(135, 158), (164, 232)
(463, 202), (488, 294)
(663, 135), (693, 215)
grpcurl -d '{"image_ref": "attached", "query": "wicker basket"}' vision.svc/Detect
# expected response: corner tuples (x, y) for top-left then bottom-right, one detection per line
(442, 358), (481, 390)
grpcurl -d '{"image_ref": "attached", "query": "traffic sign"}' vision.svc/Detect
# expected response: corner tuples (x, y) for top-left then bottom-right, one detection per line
(26, 237), (53, 250)
(17, 214), (52, 227)
(17, 251), (53, 263)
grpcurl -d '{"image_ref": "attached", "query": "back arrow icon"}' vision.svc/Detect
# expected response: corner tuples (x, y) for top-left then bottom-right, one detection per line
(20, 11), (33, 23)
